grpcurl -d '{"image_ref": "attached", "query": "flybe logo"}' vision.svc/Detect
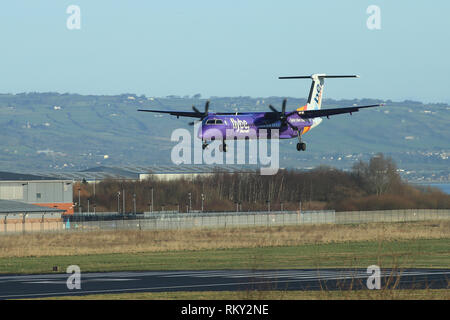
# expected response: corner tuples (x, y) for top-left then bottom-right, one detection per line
(230, 118), (250, 133)
(314, 84), (322, 104)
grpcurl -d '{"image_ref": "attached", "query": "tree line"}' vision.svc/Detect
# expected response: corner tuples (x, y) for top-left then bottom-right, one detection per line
(74, 153), (450, 213)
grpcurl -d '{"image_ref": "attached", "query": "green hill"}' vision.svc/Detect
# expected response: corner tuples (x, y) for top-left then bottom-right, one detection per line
(0, 93), (448, 181)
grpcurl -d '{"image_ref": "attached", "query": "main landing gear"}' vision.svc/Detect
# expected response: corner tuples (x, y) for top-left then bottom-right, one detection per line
(297, 142), (306, 151)
(296, 131), (306, 151)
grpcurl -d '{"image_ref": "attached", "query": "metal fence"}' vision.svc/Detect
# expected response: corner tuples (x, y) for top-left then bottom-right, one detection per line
(1, 209), (449, 234)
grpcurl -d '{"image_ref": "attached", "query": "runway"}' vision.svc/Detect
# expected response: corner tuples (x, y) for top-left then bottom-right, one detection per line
(0, 269), (448, 299)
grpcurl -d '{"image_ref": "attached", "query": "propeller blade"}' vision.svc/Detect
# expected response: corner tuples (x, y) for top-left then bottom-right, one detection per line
(281, 99), (287, 116)
(192, 105), (201, 114)
(269, 105), (279, 113)
(204, 100), (209, 115)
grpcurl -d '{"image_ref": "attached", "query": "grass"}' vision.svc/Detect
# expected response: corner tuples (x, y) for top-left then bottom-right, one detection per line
(1, 221), (448, 258)
(0, 222), (449, 275)
(39, 289), (450, 300)
(0, 238), (448, 274)
(1, 221), (448, 300)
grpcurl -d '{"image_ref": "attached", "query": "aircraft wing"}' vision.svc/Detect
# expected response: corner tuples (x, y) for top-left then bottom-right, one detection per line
(296, 104), (384, 119)
(137, 109), (204, 118)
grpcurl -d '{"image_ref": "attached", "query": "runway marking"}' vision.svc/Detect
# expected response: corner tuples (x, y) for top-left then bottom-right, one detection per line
(0, 277), (391, 299)
(0, 269), (448, 299)
(23, 278), (138, 285)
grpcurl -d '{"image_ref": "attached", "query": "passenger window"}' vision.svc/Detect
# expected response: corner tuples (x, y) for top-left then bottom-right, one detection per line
(215, 119), (223, 125)
(206, 120), (215, 125)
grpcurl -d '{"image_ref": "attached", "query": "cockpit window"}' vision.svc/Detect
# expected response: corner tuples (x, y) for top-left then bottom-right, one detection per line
(205, 119), (223, 125)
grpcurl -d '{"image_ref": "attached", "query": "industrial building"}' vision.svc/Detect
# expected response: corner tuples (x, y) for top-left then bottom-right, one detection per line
(0, 199), (65, 233)
(0, 165), (255, 218)
(0, 172), (74, 214)
(26, 164), (258, 182)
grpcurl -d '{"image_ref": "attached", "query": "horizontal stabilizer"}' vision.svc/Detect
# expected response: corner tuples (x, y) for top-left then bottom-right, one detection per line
(279, 74), (359, 79)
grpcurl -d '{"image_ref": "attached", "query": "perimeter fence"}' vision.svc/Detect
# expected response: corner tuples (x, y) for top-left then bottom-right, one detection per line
(1, 209), (448, 234)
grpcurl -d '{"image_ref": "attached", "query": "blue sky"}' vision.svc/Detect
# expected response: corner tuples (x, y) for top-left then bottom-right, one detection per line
(0, 1), (449, 103)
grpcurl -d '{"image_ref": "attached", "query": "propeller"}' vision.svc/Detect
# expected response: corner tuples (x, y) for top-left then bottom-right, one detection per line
(189, 100), (210, 126)
(268, 99), (297, 130)
(269, 99), (287, 118)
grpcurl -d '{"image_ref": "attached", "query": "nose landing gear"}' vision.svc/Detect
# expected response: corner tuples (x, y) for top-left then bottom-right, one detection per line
(202, 140), (228, 152)
(219, 141), (227, 152)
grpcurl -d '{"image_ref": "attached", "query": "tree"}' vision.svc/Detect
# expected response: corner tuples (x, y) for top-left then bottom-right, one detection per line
(352, 153), (401, 196)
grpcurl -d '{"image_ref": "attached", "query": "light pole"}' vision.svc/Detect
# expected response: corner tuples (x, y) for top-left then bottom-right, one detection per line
(133, 193), (136, 214)
(123, 189), (125, 214)
(201, 194), (204, 212)
(266, 200), (270, 212)
(117, 191), (121, 213)
(150, 187), (154, 213)
(188, 193), (192, 213)
(280, 202), (284, 212)
(78, 188), (81, 214)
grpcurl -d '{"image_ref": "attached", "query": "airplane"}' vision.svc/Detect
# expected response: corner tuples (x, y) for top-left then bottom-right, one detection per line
(138, 74), (384, 152)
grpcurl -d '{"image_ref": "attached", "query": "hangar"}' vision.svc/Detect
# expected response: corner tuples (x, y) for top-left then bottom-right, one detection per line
(0, 172), (74, 214)
(0, 199), (65, 233)
(26, 164), (258, 182)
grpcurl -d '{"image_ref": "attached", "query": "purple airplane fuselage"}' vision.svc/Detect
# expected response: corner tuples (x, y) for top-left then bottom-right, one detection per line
(199, 111), (315, 141)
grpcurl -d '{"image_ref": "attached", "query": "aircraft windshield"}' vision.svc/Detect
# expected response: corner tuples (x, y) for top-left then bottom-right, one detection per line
(205, 119), (223, 125)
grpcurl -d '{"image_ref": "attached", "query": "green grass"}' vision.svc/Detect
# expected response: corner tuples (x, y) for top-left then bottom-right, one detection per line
(1, 238), (448, 275)
(38, 289), (449, 300)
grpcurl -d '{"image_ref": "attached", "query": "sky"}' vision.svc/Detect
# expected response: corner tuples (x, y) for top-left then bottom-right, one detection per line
(0, 1), (449, 103)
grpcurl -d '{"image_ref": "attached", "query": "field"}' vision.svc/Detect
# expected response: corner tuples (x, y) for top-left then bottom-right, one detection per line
(1, 221), (449, 273)
(41, 289), (449, 300)
(1, 221), (448, 299)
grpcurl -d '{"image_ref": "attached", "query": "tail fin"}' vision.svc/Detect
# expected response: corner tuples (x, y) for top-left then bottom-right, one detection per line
(279, 74), (359, 110)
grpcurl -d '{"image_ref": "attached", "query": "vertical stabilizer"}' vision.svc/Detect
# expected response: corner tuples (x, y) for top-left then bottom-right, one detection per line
(279, 74), (359, 111)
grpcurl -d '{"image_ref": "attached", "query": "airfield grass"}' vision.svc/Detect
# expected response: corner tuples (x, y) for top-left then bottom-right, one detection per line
(0, 221), (449, 274)
(40, 289), (450, 300)
(1, 239), (449, 274)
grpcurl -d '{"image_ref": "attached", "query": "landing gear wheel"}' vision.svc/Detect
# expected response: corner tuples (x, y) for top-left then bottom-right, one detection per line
(202, 142), (208, 150)
(297, 142), (306, 151)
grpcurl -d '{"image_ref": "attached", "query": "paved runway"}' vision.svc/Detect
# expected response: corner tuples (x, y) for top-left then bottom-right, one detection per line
(0, 269), (448, 299)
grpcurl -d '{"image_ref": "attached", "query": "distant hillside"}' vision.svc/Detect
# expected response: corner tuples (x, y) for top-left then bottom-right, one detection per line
(0, 93), (448, 182)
